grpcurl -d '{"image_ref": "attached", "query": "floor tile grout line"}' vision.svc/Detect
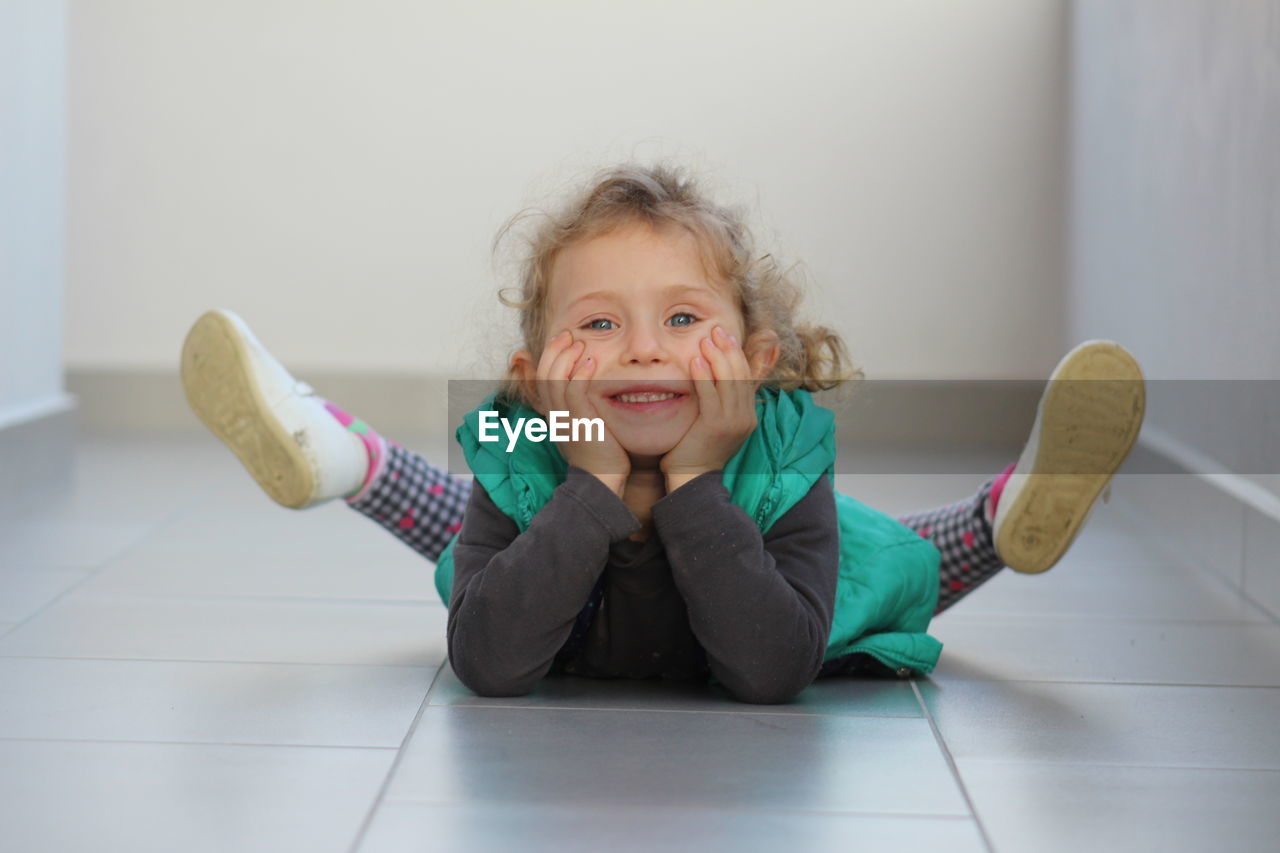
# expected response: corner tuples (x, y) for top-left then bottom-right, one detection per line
(0, 654), (444, 670)
(13, 578), (1270, 621)
(376, 794), (979, 822)
(425, 703), (928, 719)
(0, 736), (399, 751)
(946, 758), (1280, 773)
(935, 614), (1278, 626)
(1240, 507), (1280, 625)
(0, 654), (932, 718)
(1228, 498), (1279, 625)
(921, 678), (1280, 689)
(0, 562), (105, 573)
(31, 586), (1277, 624)
(12, 650), (1277, 693)
(0, 486), (223, 638)
(910, 679), (997, 853)
(421, 687), (931, 718)
(21, 592), (446, 608)
(1113, 500), (1280, 628)
(348, 656), (448, 853)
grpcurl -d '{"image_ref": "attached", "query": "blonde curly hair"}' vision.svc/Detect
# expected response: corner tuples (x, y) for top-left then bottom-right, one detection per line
(492, 161), (863, 404)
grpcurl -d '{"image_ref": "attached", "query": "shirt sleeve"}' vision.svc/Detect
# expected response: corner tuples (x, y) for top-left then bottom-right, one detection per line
(651, 472), (840, 704)
(447, 466), (641, 697)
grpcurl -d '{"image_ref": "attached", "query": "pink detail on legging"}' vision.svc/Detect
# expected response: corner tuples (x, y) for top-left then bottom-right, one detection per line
(321, 400), (354, 427)
(989, 462), (1017, 516)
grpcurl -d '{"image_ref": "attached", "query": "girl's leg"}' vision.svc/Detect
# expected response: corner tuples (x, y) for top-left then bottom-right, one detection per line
(894, 462), (1017, 616)
(179, 308), (473, 563)
(316, 401), (478, 614)
(893, 341), (1145, 612)
(343, 438), (472, 565)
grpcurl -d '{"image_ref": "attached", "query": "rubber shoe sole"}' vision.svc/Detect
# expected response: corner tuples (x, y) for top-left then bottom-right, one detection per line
(180, 309), (364, 509)
(992, 340), (1146, 574)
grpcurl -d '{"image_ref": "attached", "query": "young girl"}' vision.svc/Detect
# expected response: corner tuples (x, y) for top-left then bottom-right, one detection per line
(180, 162), (1145, 705)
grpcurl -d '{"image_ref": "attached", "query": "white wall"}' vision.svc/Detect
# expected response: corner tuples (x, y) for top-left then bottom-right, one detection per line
(0, 0), (71, 430)
(65, 0), (1068, 382)
(1070, 0), (1279, 492)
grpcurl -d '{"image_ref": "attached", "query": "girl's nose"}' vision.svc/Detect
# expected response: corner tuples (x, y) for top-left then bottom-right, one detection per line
(620, 326), (669, 365)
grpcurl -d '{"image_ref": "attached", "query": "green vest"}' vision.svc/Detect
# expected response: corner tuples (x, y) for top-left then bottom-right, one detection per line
(434, 386), (944, 676)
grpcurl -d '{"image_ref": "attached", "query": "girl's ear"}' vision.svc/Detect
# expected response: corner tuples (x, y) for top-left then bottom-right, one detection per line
(509, 349), (544, 412)
(743, 329), (780, 382)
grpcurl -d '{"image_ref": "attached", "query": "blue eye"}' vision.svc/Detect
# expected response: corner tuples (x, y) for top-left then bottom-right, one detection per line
(584, 318), (616, 331)
(668, 312), (698, 327)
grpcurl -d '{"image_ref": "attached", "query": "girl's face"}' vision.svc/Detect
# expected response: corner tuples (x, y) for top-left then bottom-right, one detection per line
(514, 221), (778, 465)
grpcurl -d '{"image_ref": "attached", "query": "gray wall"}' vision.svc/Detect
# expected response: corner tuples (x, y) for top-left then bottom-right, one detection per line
(1069, 0), (1279, 496)
(0, 0), (72, 430)
(64, 0), (1068, 383)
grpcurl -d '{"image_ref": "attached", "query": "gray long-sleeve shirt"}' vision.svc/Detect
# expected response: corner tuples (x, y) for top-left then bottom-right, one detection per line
(447, 466), (840, 704)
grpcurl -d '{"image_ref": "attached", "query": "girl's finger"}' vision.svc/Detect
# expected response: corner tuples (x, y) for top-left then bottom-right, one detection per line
(565, 356), (595, 418)
(690, 352), (721, 422)
(531, 332), (567, 411)
(710, 327), (749, 380)
(543, 339), (584, 411)
(699, 333), (734, 412)
(535, 330), (573, 384)
(548, 339), (584, 383)
(720, 329), (752, 381)
(715, 329), (754, 419)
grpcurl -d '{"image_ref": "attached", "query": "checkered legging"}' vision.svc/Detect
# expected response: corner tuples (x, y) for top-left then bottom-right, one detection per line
(344, 443), (472, 566)
(345, 444), (1007, 619)
(894, 479), (1005, 615)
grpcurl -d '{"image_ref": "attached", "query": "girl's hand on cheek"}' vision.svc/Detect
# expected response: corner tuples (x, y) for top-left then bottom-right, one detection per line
(536, 331), (631, 497)
(659, 326), (758, 492)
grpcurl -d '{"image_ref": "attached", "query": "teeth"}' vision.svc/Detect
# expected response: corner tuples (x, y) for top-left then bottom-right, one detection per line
(616, 392), (678, 403)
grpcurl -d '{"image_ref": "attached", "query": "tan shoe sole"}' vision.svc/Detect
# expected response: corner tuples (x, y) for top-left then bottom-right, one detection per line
(993, 341), (1146, 574)
(180, 310), (315, 508)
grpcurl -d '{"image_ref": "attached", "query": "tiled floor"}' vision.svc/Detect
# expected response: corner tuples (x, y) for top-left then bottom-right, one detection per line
(2, 432), (1279, 852)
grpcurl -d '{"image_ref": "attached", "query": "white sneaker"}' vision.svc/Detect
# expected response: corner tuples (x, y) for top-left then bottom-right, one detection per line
(180, 309), (370, 509)
(992, 340), (1146, 574)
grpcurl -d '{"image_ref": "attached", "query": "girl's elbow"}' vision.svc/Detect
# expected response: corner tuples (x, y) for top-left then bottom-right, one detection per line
(727, 654), (823, 705)
(728, 668), (817, 705)
(447, 615), (541, 697)
(451, 661), (538, 698)
(447, 643), (538, 699)
(730, 680), (807, 705)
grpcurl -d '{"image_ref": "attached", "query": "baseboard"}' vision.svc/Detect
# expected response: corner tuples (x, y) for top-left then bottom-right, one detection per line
(0, 392), (78, 518)
(1111, 431), (1280, 623)
(64, 369), (456, 437)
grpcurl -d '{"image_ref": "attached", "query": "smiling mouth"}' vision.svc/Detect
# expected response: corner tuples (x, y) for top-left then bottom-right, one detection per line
(605, 391), (688, 411)
(610, 391), (683, 404)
